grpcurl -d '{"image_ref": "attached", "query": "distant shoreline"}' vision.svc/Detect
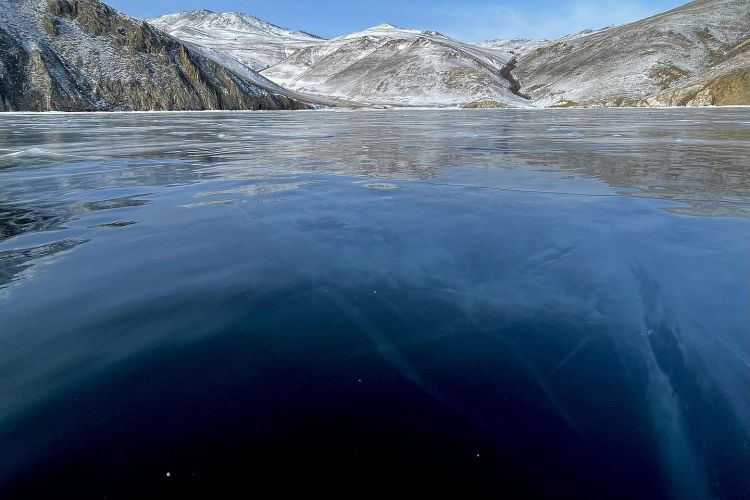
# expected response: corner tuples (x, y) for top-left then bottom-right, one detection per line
(2, 105), (749, 115)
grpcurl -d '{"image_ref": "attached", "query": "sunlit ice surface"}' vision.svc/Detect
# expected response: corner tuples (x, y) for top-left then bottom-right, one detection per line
(0, 109), (748, 498)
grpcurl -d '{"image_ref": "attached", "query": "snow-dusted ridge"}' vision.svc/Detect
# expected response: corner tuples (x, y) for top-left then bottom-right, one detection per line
(259, 23), (529, 107)
(153, 0), (748, 108)
(148, 14), (529, 107)
(512, 0), (750, 107)
(148, 10), (323, 71)
(1, 0), (748, 111)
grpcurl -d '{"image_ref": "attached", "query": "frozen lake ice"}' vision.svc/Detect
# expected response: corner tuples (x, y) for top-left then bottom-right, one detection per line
(0, 109), (748, 498)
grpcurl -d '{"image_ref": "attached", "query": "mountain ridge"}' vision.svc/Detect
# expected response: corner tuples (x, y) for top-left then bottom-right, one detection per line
(513, 0), (750, 107)
(154, 0), (749, 108)
(148, 10), (323, 72)
(149, 10), (323, 41)
(260, 23), (529, 108)
(2, 0), (749, 111)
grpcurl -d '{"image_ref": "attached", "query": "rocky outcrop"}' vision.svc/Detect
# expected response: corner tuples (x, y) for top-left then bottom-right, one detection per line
(648, 36), (750, 106)
(651, 69), (750, 107)
(512, 0), (750, 107)
(0, 0), (312, 112)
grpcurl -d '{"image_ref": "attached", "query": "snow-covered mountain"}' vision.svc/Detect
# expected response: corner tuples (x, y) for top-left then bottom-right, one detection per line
(150, 14), (530, 108)
(155, 0), (748, 109)
(512, 0), (750, 107)
(261, 24), (530, 107)
(148, 10), (323, 71)
(0, 0), (312, 111)
(2, 0), (747, 111)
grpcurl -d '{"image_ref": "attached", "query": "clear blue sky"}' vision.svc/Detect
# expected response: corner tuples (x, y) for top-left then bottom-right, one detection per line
(108, 0), (686, 41)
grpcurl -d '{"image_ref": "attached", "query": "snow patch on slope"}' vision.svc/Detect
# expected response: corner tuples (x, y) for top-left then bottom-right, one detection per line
(475, 39), (548, 58)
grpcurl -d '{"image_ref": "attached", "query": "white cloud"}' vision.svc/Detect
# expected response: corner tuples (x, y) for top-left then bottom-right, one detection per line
(431, 0), (679, 42)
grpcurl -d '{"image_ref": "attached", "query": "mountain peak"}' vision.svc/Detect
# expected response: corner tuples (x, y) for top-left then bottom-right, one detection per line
(334, 23), (429, 41)
(148, 9), (323, 71)
(150, 9), (320, 39)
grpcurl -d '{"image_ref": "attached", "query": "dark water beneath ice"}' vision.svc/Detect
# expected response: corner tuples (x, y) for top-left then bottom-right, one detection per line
(0, 109), (748, 498)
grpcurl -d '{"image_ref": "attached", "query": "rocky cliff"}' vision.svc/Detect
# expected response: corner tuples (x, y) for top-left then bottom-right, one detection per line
(0, 0), (311, 112)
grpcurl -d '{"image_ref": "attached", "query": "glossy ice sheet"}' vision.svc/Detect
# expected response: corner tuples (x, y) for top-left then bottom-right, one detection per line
(0, 109), (748, 498)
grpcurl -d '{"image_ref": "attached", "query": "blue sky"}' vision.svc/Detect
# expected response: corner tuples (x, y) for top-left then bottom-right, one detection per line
(108, 0), (686, 41)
